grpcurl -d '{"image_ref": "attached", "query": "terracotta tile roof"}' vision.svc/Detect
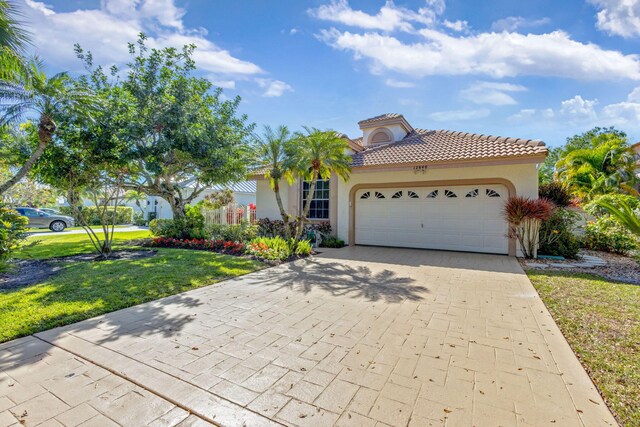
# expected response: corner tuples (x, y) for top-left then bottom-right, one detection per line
(351, 129), (547, 168)
(351, 137), (363, 146)
(357, 113), (402, 126)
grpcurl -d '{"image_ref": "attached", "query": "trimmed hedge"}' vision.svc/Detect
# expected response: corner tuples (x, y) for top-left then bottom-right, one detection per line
(59, 206), (133, 225)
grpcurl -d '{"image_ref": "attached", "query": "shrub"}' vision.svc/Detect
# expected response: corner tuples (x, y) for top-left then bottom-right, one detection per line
(133, 211), (146, 226)
(294, 240), (313, 256)
(59, 206), (133, 225)
(257, 218), (298, 238)
(320, 235), (345, 248)
(504, 196), (554, 258)
(583, 217), (638, 255)
(0, 205), (28, 269)
(207, 223), (258, 242)
(246, 236), (313, 261)
(538, 182), (573, 208)
(149, 205), (208, 239)
(538, 208), (581, 259)
(149, 237), (245, 255)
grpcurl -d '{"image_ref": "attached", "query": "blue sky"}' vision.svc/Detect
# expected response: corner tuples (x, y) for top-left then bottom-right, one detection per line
(20, 0), (640, 147)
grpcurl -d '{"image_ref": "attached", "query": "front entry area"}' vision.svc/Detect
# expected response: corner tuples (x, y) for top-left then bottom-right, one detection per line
(354, 184), (509, 254)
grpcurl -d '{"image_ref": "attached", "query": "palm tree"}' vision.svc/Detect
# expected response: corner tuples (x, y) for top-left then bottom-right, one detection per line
(124, 189), (147, 216)
(291, 127), (351, 240)
(0, 0), (30, 81)
(555, 136), (637, 201)
(0, 60), (100, 194)
(255, 125), (296, 237)
(597, 199), (640, 236)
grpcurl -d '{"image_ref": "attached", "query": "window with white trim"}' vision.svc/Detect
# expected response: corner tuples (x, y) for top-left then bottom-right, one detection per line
(302, 179), (330, 220)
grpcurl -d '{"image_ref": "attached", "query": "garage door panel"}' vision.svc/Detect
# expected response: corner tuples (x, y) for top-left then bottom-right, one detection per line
(355, 185), (509, 254)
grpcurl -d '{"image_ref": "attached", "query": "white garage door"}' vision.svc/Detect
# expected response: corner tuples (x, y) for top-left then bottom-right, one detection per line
(355, 185), (509, 254)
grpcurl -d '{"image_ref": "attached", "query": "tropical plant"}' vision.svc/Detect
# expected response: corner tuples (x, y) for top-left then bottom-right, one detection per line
(255, 125), (296, 237)
(596, 199), (640, 237)
(503, 196), (554, 258)
(0, 60), (99, 194)
(538, 181), (573, 208)
(584, 194), (640, 217)
(290, 127), (351, 240)
(555, 132), (637, 201)
(124, 190), (146, 216)
(0, 0), (30, 82)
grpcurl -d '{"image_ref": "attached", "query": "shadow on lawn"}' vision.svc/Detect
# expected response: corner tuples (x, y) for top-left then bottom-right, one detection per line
(252, 257), (426, 303)
(0, 291), (203, 371)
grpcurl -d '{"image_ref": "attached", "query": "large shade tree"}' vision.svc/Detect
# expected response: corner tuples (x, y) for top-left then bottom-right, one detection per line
(255, 125), (296, 237)
(83, 35), (254, 219)
(290, 127), (351, 240)
(0, 60), (99, 194)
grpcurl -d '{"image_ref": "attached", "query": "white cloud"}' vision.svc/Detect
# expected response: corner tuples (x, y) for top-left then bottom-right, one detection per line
(308, 0), (442, 32)
(559, 95), (598, 121)
(319, 28), (640, 80)
(312, 1), (640, 81)
(24, 0), (53, 15)
(443, 20), (469, 32)
(588, 0), (640, 38)
(210, 79), (236, 89)
(428, 109), (490, 121)
(22, 0), (264, 76)
(385, 78), (415, 88)
(460, 81), (526, 105)
(490, 16), (550, 32)
(289, 28), (299, 35)
(257, 79), (293, 97)
(627, 86), (640, 102)
(510, 88), (640, 131)
(602, 101), (640, 125)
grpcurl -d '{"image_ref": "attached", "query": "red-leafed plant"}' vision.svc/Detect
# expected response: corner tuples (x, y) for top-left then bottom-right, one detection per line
(503, 196), (554, 258)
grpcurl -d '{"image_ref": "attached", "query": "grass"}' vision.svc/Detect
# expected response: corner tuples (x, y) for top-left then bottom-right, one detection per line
(1, 231), (264, 342)
(26, 225), (137, 234)
(528, 270), (640, 427)
(17, 230), (152, 259)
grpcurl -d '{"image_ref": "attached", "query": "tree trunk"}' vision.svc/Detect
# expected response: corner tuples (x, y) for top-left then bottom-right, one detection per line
(295, 170), (319, 240)
(273, 181), (291, 239)
(167, 195), (187, 219)
(0, 115), (55, 195)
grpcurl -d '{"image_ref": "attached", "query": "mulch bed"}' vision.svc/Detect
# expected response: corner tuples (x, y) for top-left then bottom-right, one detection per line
(0, 250), (157, 290)
(522, 250), (640, 285)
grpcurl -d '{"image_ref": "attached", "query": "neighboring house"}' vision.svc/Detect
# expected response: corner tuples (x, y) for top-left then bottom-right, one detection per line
(146, 181), (256, 220)
(251, 113), (547, 256)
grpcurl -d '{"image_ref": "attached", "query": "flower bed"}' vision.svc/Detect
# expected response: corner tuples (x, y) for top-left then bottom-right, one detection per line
(150, 237), (245, 255)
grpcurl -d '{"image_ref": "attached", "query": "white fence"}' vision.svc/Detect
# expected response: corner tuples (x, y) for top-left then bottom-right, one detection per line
(203, 203), (257, 225)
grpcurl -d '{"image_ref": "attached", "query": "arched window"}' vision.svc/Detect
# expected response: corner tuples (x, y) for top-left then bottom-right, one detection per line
(368, 128), (393, 145)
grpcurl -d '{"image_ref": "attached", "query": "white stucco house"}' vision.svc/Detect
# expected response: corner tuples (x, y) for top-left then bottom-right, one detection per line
(145, 181), (256, 220)
(251, 114), (548, 256)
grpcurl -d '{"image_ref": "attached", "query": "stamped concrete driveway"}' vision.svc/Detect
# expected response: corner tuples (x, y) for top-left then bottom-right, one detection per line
(1, 247), (616, 426)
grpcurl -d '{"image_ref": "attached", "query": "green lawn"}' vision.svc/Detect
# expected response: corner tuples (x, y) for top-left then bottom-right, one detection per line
(18, 230), (153, 259)
(26, 225), (137, 234)
(528, 270), (640, 427)
(1, 231), (264, 342)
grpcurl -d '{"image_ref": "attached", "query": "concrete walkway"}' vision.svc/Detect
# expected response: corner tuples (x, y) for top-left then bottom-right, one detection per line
(0, 247), (617, 426)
